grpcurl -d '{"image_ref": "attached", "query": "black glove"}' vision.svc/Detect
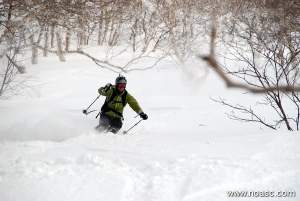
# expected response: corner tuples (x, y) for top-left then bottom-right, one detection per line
(139, 112), (148, 120)
(99, 83), (112, 94)
(104, 83), (112, 91)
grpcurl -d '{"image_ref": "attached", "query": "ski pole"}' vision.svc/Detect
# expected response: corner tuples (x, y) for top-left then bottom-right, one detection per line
(83, 109), (98, 115)
(95, 110), (101, 119)
(123, 119), (143, 134)
(83, 94), (101, 115)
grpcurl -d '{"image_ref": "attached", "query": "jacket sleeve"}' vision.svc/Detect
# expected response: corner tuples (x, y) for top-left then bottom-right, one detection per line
(127, 93), (143, 114)
(98, 85), (113, 96)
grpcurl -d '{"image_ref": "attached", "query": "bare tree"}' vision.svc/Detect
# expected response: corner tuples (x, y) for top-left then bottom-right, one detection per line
(203, 1), (300, 130)
(0, 0), (27, 97)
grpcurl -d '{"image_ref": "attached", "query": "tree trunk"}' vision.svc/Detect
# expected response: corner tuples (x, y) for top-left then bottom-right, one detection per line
(108, 20), (115, 46)
(50, 23), (55, 48)
(0, 62), (10, 96)
(65, 28), (71, 52)
(101, 10), (109, 45)
(43, 27), (49, 57)
(83, 31), (88, 46)
(77, 32), (82, 50)
(97, 12), (103, 45)
(276, 96), (293, 130)
(56, 32), (66, 62)
(131, 19), (137, 52)
(30, 35), (38, 64)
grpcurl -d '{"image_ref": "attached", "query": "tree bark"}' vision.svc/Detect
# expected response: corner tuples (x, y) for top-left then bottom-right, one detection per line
(65, 28), (71, 52)
(43, 27), (49, 57)
(56, 32), (66, 62)
(50, 23), (55, 48)
(30, 35), (38, 64)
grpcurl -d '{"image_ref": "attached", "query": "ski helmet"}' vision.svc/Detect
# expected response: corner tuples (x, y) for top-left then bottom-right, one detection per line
(115, 75), (127, 85)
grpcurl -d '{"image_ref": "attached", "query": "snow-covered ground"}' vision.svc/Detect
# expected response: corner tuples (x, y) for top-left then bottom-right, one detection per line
(0, 49), (299, 201)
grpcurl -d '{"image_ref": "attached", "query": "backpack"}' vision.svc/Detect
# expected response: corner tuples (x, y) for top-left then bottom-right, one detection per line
(101, 88), (127, 117)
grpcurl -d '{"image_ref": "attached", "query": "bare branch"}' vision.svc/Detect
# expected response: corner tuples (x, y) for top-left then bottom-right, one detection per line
(212, 97), (276, 130)
(200, 25), (300, 93)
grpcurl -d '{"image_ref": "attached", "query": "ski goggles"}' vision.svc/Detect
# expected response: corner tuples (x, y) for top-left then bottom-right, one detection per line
(116, 83), (126, 88)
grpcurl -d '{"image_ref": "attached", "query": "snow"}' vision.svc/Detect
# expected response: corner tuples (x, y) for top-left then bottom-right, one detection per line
(0, 49), (299, 201)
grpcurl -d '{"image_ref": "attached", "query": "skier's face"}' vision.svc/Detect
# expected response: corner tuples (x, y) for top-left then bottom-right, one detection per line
(116, 83), (126, 92)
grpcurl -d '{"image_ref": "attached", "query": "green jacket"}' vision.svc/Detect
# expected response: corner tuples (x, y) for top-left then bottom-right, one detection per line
(98, 85), (143, 119)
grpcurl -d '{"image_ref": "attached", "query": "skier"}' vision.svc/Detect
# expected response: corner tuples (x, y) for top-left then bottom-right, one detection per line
(96, 75), (148, 133)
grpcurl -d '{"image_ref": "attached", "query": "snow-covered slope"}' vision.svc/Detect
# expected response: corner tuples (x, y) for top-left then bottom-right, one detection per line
(0, 51), (299, 201)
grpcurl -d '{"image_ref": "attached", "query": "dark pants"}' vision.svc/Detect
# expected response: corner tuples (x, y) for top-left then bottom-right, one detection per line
(98, 113), (122, 133)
